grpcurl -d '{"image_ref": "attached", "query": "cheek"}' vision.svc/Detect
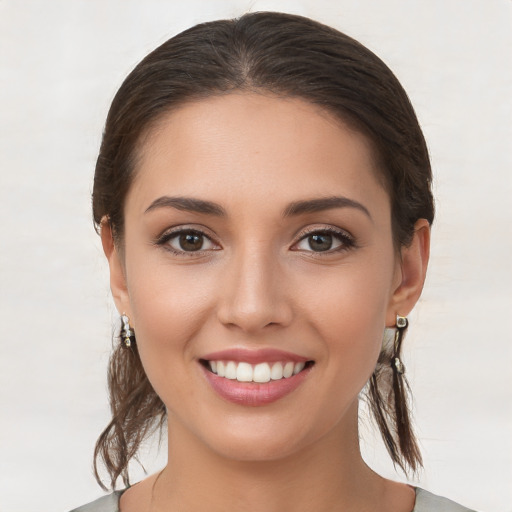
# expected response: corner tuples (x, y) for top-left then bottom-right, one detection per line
(127, 250), (215, 329)
(300, 256), (394, 387)
(124, 257), (217, 397)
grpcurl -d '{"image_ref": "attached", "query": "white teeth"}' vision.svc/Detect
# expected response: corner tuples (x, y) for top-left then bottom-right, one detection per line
(207, 360), (308, 382)
(236, 362), (253, 382)
(293, 362), (305, 375)
(225, 361), (237, 380)
(253, 363), (271, 383)
(270, 362), (283, 380)
(283, 362), (294, 378)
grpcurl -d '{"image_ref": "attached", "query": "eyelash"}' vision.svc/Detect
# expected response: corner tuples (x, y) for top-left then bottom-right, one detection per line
(154, 226), (356, 257)
(155, 228), (220, 257)
(294, 226), (356, 255)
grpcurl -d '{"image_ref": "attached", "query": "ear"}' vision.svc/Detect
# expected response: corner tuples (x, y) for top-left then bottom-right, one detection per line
(100, 218), (131, 318)
(386, 219), (430, 326)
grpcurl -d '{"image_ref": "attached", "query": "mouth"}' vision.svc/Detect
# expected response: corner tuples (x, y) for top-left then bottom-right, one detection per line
(199, 349), (315, 406)
(200, 359), (315, 383)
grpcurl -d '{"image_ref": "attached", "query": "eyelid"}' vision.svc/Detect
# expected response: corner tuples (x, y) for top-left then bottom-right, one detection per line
(291, 225), (356, 254)
(154, 225), (221, 255)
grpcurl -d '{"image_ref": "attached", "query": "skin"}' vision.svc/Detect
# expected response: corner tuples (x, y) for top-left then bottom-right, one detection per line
(102, 93), (430, 512)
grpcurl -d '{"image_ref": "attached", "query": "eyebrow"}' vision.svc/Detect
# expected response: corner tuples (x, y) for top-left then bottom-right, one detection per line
(144, 195), (372, 220)
(145, 196), (226, 216)
(282, 196), (371, 220)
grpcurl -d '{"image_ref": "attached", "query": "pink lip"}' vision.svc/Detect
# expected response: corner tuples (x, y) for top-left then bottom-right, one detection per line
(200, 363), (313, 407)
(201, 348), (309, 364)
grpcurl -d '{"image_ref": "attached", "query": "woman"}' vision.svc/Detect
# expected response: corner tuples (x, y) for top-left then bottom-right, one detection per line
(71, 12), (475, 512)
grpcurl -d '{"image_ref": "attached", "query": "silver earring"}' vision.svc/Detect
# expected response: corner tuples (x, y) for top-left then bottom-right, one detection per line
(391, 314), (408, 374)
(121, 314), (134, 348)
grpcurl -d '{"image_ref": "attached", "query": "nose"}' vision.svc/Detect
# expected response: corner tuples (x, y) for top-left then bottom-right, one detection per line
(216, 245), (293, 334)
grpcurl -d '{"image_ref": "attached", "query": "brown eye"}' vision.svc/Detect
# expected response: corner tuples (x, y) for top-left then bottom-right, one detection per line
(308, 233), (333, 252)
(178, 232), (204, 251)
(164, 229), (217, 253)
(294, 228), (355, 254)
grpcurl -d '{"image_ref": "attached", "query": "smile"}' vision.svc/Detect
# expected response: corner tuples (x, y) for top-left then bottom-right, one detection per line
(199, 350), (315, 406)
(205, 360), (309, 382)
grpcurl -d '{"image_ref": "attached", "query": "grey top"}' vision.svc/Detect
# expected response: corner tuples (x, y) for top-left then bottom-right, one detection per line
(69, 487), (476, 511)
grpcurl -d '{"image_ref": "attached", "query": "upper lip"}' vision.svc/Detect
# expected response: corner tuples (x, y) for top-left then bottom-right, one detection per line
(200, 348), (310, 364)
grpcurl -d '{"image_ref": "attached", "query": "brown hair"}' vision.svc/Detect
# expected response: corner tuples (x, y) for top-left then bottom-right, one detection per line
(92, 11), (434, 489)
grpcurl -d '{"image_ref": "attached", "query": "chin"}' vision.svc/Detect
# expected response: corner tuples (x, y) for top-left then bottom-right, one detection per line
(192, 410), (337, 464)
(207, 433), (308, 463)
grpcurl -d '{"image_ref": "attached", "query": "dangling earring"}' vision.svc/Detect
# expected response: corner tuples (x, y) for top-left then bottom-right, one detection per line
(391, 315), (408, 374)
(121, 313), (135, 348)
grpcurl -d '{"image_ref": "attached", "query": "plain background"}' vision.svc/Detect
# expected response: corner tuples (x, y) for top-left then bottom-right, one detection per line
(0, 1), (511, 511)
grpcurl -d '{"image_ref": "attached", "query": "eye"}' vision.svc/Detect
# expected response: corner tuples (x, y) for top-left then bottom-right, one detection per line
(293, 227), (355, 254)
(157, 228), (219, 255)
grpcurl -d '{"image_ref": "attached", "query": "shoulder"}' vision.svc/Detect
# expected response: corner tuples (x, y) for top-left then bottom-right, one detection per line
(68, 490), (124, 512)
(68, 486), (477, 512)
(414, 488), (477, 512)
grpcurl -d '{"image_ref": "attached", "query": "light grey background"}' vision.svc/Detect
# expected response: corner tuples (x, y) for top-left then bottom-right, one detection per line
(0, 1), (511, 511)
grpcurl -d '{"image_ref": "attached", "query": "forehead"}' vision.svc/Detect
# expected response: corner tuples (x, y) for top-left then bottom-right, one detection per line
(128, 93), (389, 215)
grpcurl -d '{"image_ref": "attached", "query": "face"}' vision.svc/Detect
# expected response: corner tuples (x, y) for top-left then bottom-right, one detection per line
(108, 93), (412, 462)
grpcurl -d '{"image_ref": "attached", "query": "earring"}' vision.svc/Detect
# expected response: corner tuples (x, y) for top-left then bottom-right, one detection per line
(391, 314), (408, 374)
(121, 313), (134, 348)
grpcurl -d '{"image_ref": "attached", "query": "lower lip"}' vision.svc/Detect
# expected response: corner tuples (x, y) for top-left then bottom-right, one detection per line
(201, 364), (312, 407)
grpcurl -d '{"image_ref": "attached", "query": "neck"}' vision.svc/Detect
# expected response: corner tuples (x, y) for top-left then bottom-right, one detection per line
(151, 402), (391, 512)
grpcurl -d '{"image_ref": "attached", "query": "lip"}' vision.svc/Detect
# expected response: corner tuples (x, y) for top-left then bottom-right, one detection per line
(200, 359), (313, 408)
(201, 348), (309, 364)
